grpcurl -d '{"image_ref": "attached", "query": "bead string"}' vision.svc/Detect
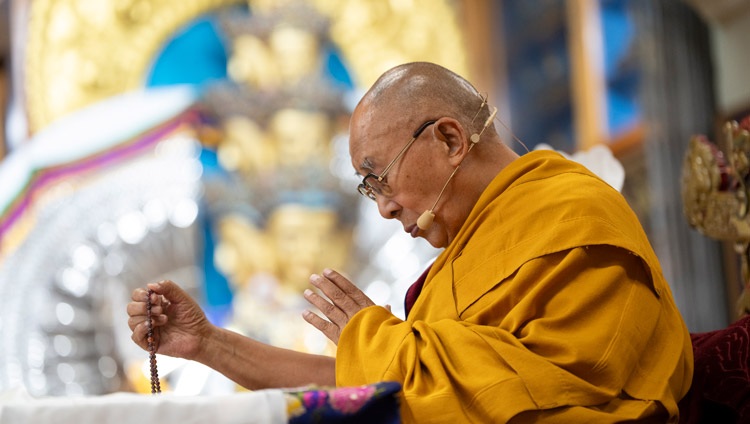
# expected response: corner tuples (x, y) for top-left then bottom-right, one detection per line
(146, 289), (161, 394)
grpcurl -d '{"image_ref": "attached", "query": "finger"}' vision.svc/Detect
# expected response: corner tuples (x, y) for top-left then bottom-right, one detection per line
(132, 288), (164, 309)
(126, 301), (141, 318)
(130, 320), (150, 350)
(126, 301), (166, 317)
(160, 297), (172, 312)
(147, 280), (190, 306)
(304, 289), (347, 326)
(323, 269), (375, 308)
(131, 288), (148, 302)
(309, 274), (354, 310)
(128, 314), (167, 332)
(128, 315), (143, 332)
(310, 271), (375, 314)
(302, 310), (340, 344)
(131, 320), (164, 352)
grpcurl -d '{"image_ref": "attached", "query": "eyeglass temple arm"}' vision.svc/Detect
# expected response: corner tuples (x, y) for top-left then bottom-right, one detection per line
(377, 136), (417, 181)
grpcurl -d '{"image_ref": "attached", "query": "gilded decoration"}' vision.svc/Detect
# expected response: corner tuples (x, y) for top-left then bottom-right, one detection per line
(683, 118), (750, 241)
(11, 0), (469, 395)
(25, 0), (468, 133)
(25, 0), (244, 132)
(683, 116), (750, 315)
(299, 0), (468, 88)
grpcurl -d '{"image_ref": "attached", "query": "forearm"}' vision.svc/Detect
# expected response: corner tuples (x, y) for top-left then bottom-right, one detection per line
(193, 325), (336, 390)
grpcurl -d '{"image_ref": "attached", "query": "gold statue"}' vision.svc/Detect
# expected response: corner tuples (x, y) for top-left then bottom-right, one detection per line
(267, 203), (350, 292)
(214, 213), (276, 289)
(225, 1), (326, 90)
(225, 202), (350, 355)
(682, 116), (750, 316)
(227, 34), (282, 88)
(269, 108), (333, 168)
(217, 116), (277, 175)
(268, 25), (322, 84)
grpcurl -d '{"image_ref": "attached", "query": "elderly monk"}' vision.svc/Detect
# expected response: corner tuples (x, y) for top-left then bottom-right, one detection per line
(128, 62), (692, 423)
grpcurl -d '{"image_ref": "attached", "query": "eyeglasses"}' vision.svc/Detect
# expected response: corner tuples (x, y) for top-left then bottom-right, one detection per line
(357, 119), (436, 201)
(356, 95), (493, 202)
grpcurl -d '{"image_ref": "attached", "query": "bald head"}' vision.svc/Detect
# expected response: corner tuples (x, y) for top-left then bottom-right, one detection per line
(358, 62), (493, 136)
(348, 62), (518, 248)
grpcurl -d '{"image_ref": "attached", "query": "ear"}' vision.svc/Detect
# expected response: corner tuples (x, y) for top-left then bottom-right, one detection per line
(432, 117), (470, 167)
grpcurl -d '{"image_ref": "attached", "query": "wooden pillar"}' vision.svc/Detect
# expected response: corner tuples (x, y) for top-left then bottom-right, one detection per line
(458, 0), (497, 96)
(0, 65), (7, 160)
(566, 0), (608, 149)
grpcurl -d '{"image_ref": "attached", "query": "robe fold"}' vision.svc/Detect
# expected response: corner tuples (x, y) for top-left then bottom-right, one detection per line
(336, 151), (693, 423)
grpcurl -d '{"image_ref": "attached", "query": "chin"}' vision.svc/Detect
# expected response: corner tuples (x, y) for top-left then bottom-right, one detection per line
(424, 232), (448, 249)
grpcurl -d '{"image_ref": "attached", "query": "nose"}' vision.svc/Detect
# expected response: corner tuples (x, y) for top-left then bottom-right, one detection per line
(375, 195), (400, 220)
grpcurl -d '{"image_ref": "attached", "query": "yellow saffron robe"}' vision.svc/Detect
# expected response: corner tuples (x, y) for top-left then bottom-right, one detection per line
(336, 151), (693, 423)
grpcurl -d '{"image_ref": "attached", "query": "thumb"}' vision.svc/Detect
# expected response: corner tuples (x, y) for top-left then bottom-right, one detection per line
(147, 280), (188, 303)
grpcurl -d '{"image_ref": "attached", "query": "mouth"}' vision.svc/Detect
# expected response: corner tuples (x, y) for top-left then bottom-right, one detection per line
(406, 224), (420, 238)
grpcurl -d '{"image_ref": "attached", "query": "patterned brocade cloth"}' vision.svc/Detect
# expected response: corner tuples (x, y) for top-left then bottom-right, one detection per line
(285, 382), (402, 424)
(0, 382), (401, 423)
(678, 315), (750, 423)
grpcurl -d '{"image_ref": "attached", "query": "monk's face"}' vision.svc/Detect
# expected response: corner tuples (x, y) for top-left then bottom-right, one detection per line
(349, 102), (462, 248)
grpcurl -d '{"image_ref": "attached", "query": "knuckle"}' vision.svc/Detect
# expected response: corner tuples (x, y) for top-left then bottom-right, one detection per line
(320, 301), (337, 315)
(330, 289), (347, 302)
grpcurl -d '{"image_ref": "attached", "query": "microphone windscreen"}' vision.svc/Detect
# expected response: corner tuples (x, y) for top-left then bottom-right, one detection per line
(417, 210), (435, 230)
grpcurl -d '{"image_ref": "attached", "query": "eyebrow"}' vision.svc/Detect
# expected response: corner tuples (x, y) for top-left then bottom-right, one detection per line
(358, 157), (375, 174)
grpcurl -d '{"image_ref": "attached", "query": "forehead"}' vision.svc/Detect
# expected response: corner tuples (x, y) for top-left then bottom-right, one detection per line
(348, 104), (408, 174)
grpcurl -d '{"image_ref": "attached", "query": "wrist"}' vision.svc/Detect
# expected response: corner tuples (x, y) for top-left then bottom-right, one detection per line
(191, 322), (220, 363)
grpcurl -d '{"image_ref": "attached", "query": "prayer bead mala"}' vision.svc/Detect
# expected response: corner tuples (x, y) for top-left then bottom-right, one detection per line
(146, 289), (161, 394)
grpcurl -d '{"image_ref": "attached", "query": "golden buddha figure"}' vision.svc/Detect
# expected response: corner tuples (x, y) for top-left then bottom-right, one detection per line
(266, 203), (349, 292)
(213, 213), (276, 290)
(217, 115), (277, 175)
(267, 25), (322, 84)
(224, 2), (325, 90)
(227, 34), (281, 88)
(269, 108), (333, 168)
(228, 202), (350, 355)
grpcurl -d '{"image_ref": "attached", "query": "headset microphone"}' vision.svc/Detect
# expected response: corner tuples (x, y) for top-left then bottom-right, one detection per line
(417, 209), (435, 231)
(416, 106), (497, 231)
